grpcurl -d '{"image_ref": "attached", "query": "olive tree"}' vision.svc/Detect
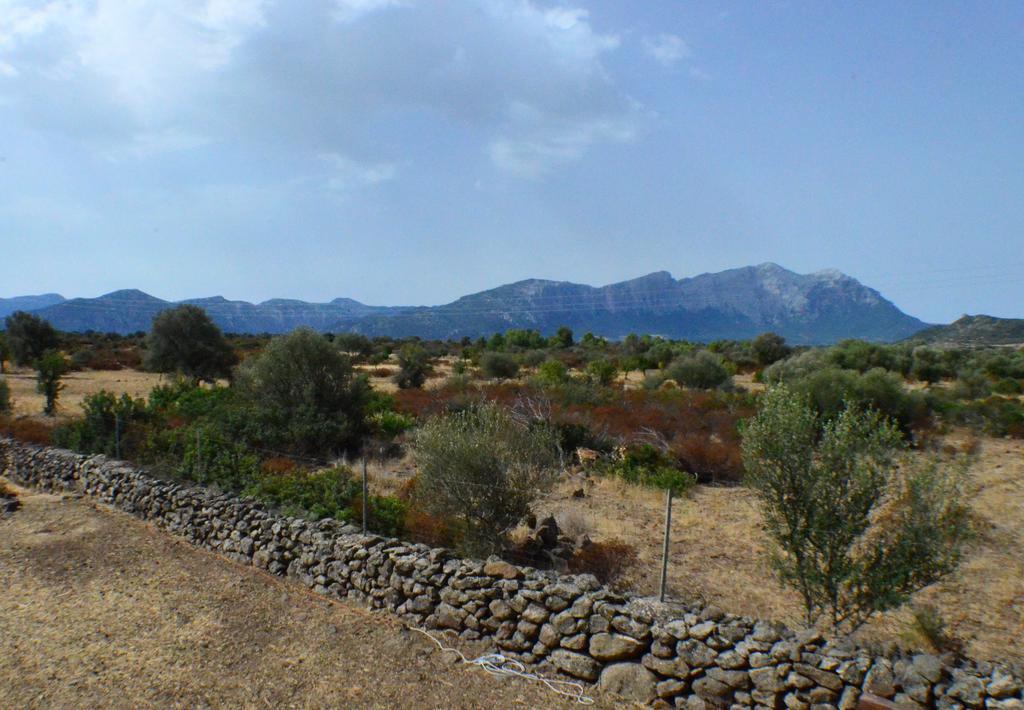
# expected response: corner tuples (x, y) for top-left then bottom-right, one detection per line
(36, 350), (70, 416)
(412, 403), (560, 556)
(741, 386), (972, 631)
(4, 311), (59, 367)
(394, 343), (430, 389)
(236, 328), (369, 455)
(146, 305), (236, 383)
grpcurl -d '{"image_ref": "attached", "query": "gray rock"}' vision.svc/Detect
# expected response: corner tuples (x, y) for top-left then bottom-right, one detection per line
(693, 675), (732, 701)
(864, 660), (896, 699)
(988, 669), (1022, 699)
(678, 639), (718, 667)
(947, 671), (985, 708)
(549, 649), (601, 681)
(589, 632), (644, 662)
(599, 662), (658, 703)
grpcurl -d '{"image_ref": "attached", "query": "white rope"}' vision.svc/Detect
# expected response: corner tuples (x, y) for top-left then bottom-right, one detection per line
(410, 626), (595, 705)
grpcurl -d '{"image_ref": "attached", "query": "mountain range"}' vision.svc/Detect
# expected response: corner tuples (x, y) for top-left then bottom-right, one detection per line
(2, 264), (929, 344)
(907, 315), (1024, 346)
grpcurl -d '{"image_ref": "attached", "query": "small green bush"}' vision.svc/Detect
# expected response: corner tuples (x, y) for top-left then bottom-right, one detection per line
(534, 359), (569, 386)
(665, 351), (731, 390)
(600, 444), (694, 494)
(411, 403), (559, 556)
(249, 466), (360, 520)
(480, 352), (520, 380)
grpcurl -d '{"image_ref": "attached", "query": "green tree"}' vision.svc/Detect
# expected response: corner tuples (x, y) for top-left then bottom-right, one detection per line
(236, 328), (369, 455)
(4, 311), (59, 367)
(741, 386), (972, 631)
(752, 332), (791, 367)
(412, 403), (560, 556)
(911, 346), (945, 384)
(480, 352), (520, 380)
(36, 350), (69, 416)
(551, 325), (574, 349)
(586, 358), (619, 386)
(145, 305), (237, 383)
(394, 343), (430, 389)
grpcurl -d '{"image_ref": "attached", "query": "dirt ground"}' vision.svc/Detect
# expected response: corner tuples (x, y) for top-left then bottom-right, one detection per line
(0, 483), (614, 709)
(531, 436), (1024, 665)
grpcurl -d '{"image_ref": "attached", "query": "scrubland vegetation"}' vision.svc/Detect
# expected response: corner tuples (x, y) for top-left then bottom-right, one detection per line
(2, 306), (1023, 657)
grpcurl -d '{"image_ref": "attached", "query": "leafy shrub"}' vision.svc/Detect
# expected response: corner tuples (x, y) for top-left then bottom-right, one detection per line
(568, 539), (638, 587)
(787, 367), (928, 435)
(411, 402), (560, 556)
(665, 351), (731, 390)
(599, 443), (694, 494)
(534, 359), (570, 386)
(394, 343), (430, 389)
(742, 386), (972, 631)
(369, 409), (415, 438)
(480, 352), (520, 380)
(949, 370), (992, 400)
(993, 378), (1022, 395)
(51, 391), (148, 457)
(350, 493), (407, 537)
(586, 358), (618, 386)
(179, 422), (261, 492)
(248, 465), (359, 520)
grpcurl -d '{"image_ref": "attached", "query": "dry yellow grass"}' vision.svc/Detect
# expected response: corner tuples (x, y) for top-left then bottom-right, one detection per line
(3, 366), (169, 419)
(533, 436), (1024, 663)
(0, 483), (611, 708)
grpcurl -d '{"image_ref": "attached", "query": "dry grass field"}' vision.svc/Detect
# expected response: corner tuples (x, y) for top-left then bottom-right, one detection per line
(3, 366), (169, 419)
(0, 483), (611, 709)
(529, 436), (1024, 665)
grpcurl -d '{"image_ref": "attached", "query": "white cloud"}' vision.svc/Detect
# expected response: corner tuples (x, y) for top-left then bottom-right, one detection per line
(320, 153), (398, 192)
(0, 0), (639, 176)
(642, 33), (690, 67)
(332, 0), (406, 24)
(489, 101), (637, 177)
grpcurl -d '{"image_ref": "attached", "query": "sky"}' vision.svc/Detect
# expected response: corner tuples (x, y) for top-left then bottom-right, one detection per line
(1, 1), (1022, 324)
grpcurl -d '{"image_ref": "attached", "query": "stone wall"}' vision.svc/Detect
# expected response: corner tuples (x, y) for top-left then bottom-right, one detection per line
(2, 436), (1021, 710)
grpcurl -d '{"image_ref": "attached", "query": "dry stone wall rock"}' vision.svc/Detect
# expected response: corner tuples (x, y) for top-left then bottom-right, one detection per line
(2, 437), (1020, 709)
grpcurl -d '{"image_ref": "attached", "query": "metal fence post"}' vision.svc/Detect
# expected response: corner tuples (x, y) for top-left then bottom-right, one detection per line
(659, 488), (674, 603)
(361, 458), (369, 534)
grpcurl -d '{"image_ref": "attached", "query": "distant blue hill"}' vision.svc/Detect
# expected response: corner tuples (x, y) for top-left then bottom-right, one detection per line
(13, 264), (929, 344)
(0, 293), (65, 320)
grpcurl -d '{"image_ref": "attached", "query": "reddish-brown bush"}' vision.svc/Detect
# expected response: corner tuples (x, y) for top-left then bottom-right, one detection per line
(403, 507), (462, 549)
(568, 539), (638, 587)
(261, 456), (299, 476)
(370, 367), (396, 377)
(0, 416), (55, 446)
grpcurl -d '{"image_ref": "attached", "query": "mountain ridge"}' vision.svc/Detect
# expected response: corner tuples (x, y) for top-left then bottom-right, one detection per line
(8, 264), (930, 344)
